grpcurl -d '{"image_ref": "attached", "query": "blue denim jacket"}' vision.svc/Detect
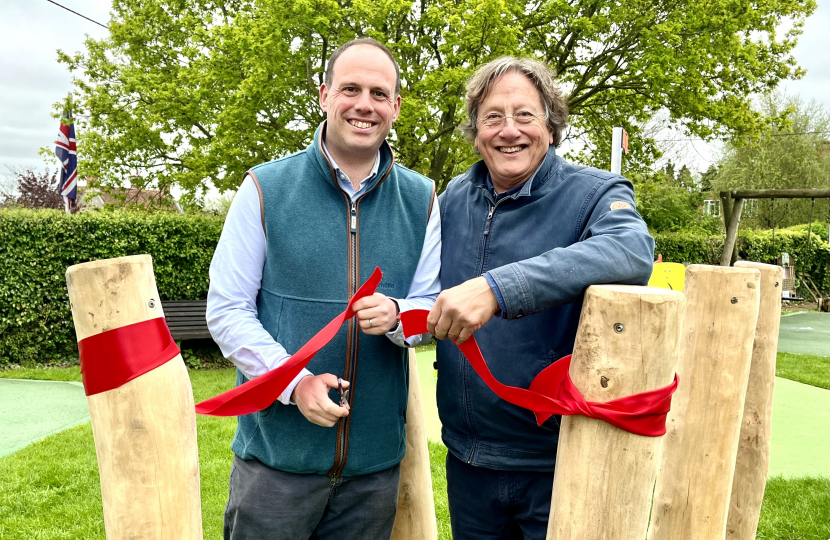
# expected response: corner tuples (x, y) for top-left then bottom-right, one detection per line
(436, 146), (654, 471)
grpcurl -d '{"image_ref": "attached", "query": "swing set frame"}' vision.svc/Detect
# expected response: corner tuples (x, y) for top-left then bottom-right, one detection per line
(719, 188), (830, 266)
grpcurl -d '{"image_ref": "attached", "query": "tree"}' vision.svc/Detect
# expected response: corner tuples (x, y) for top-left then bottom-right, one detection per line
(58, 0), (816, 200)
(1, 168), (64, 210)
(631, 161), (721, 233)
(710, 92), (830, 228)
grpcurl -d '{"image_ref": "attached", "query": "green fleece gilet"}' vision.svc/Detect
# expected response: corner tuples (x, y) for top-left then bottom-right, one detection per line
(230, 123), (434, 476)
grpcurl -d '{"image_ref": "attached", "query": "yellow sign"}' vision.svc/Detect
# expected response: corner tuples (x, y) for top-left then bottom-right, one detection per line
(648, 262), (686, 292)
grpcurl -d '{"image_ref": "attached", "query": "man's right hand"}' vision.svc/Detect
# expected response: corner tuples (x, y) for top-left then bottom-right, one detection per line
(291, 374), (350, 427)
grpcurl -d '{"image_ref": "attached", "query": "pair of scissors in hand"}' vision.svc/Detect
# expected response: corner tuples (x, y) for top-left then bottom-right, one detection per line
(337, 377), (350, 411)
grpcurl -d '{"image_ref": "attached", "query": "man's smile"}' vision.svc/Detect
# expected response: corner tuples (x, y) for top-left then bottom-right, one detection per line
(498, 145), (526, 154)
(348, 119), (375, 129)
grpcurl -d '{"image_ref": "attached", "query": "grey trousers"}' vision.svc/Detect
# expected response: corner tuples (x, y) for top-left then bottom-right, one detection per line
(224, 455), (401, 540)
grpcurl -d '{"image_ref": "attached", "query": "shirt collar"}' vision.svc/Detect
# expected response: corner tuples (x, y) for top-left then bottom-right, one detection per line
(485, 164), (542, 201)
(321, 137), (380, 185)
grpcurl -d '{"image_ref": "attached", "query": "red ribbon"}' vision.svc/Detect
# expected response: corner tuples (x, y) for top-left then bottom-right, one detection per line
(194, 267), (677, 436)
(194, 267), (384, 416)
(78, 317), (181, 396)
(401, 310), (678, 437)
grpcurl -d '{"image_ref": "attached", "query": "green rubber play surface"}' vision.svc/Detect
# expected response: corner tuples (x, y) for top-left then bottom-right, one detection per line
(0, 379), (89, 458)
(769, 376), (829, 478)
(1, 348), (827, 479)
(416, 350), (828, 478)
(778, 311), (830, 357)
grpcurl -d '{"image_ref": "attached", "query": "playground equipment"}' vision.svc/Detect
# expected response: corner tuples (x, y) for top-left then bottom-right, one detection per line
(648, 262), (686, 291)
(391, 349), (439, 540)
(546, 284), (686, 539)
(66, 256), (782, 540)
(726, 262), (783, 539)
(66, 255), (438, 540)
(719, 188), (829, 267)
(66, 255), (203, 540)
(648, 265), (761, 540)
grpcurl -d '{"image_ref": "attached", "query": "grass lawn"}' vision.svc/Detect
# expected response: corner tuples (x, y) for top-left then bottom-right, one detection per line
(776, 352), (830, 390)
(1, 362), (828, 539)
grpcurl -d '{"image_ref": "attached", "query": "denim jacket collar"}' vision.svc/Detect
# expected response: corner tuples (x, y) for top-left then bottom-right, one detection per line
(469, 145), (560, 201)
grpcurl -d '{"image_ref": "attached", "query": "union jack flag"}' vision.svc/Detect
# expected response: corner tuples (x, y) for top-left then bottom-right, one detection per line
(55, 114), (78, 210)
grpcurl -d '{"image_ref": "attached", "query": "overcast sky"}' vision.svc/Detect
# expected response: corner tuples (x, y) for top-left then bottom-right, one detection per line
(1, 0), (828, 187)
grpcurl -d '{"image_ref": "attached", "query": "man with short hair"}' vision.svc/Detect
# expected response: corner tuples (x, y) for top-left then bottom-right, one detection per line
(207, 38), (440, 540)
(427, 56), (654, 539)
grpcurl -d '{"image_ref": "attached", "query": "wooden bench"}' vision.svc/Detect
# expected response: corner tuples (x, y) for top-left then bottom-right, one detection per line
(161, 300), (211, 341)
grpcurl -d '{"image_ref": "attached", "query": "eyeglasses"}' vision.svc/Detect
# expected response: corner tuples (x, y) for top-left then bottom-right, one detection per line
(478, 111), (547, 128)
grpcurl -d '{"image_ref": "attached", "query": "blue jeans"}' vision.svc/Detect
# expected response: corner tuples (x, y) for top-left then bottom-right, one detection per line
(446, 451), (554, 540)
(224, 455), (401, 540)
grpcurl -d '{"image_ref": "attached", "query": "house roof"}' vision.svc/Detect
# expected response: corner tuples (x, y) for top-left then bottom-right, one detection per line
(92, 188), (180, 212)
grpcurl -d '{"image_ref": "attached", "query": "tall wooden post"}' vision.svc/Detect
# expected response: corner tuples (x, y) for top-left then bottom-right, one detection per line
(648, 265), (760, 540)
(721, 198), (745, 266)
(391, 349), (438, 540)
(546, 284), (686, 540)
(726, 262), (783, 539)
(66, 255), (203, 540)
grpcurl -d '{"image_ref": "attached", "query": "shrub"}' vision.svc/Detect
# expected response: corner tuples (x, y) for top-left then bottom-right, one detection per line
(1, 208), (827, 367)
(0, 208), (223, 367)
(654, 222), (830, 297)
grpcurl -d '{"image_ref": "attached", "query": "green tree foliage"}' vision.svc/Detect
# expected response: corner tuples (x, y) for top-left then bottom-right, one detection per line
(631, 161), (722, 233)
(58, 0), (816, 198)
(711, 92), (830, 228)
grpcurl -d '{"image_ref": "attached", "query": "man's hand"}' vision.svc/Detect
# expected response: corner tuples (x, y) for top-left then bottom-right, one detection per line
(291, 374), (350, 427)
(352, 294), (400, 335)
(427, 277), (499, 344)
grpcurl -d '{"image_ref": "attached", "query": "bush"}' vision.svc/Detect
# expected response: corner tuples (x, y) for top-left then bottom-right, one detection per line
(654, 222), (830, 297)
(0, 208), (223, 367)
(1, 209), (827, 367)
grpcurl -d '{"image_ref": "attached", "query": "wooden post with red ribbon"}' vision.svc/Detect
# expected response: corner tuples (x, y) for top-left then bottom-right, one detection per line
(726, 261), (783, 539)
(66, 255), (203, 540)
(546, 284), (686, 540)
(648, 265), (761, 540)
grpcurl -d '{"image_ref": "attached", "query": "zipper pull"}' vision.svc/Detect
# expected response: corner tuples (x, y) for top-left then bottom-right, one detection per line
(483, 205), (495, 236)
(350, 202), (357, 232)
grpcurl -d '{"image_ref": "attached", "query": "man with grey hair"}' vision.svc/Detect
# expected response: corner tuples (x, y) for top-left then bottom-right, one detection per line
(427, 56), (654, 539)
(207, 37), (440, 540)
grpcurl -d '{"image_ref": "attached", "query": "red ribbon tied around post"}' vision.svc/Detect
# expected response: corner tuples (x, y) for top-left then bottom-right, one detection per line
(78, 317), (181, 396)
(401, 311), (678, 437)
(194, 267), (678, 437)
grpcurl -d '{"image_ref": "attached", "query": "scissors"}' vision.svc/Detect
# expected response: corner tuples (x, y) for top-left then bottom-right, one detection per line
(337, 377), (350, 411)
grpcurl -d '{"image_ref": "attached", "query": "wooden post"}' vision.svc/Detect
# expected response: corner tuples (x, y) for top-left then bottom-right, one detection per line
(721, 197), (745, 266)
(720, 193), (733, 233)
(648, 265), (760, 540)
(726, 262), (783, 539)
(546, 285), (686, 540)
(391, 349), (438, 540)
(66, 255), (202, 540)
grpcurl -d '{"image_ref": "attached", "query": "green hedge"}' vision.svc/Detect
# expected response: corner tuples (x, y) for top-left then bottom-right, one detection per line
(0, 208), (224, 367)
(654, 222), (830, 295)
(1, 208), (828, 367)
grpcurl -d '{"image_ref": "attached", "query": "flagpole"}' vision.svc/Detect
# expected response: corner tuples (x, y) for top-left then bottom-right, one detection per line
(64, 196), (71, 215)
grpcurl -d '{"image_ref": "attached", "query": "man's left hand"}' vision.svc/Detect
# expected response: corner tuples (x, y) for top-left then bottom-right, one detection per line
(352, 294), (399, 335)
(427, 277), (499, 344)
